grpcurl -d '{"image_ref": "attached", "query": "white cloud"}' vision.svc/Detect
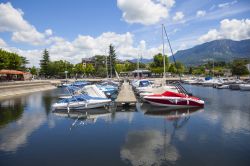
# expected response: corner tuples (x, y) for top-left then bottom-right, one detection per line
(0, 2), (51, 46)
(0, 38), (7, 47)
(117, 0), (175, 25)
(218, 0), (238, 8)
(157, 0), (175, 7)
(3, 31), (163, 67)
(196, 10), (206, 17)
(120, 130), (179, 166)
(173, 11), (184, 22)
(199, 19), (250, 42)
(45, 29), (53, 36)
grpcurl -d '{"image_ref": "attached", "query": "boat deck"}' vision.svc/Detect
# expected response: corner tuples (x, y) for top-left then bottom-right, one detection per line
(115, 81), (137, 106)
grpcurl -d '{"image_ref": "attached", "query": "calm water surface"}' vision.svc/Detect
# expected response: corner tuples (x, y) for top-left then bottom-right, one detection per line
(0, 85), (250, 166)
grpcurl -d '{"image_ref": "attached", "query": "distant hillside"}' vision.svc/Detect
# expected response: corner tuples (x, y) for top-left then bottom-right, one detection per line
(171, 39), (250, 66)
(129, 58), (153, 64)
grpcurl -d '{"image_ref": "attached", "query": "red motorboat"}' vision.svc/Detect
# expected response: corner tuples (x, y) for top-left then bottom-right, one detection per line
(143, 91), (204, 108)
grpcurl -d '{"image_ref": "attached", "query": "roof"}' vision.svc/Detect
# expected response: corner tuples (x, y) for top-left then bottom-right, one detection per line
(0, 70), (27, 75)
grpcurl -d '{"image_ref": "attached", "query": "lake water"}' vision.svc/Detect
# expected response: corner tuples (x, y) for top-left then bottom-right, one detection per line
(0, 85), (250, 166)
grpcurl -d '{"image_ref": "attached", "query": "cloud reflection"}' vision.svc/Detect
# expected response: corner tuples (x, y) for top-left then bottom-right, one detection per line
(0, 93), (47, 152)
(120, 130), (179, 166)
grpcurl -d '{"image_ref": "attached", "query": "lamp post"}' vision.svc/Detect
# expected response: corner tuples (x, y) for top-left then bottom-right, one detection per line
(65, 71), (68, 82)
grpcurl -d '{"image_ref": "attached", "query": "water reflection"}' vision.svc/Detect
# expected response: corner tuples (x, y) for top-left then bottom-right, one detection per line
(53, 109), (112, 129)
(0, 99), (24, 127)
(121, 129), (179, 166)
(0, 93), (47, 152)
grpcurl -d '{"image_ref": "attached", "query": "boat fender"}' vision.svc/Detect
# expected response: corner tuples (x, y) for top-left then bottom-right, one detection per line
(175, 99), (178, 104)
(187, 99), (189, 105)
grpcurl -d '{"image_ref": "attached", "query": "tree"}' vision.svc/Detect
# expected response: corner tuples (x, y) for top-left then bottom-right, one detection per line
(175, 61), (185, 74)
(74, 63), (85, 76)
(168, 64), (177, 73)
(115, 64), (126, 73)
(84, 64), (95, 76)
(149, 53), (169, 75)
(231, 59), (249, 76)
(125, 61), (136, 71)
(0, 49), (28, 71)
(30, 66), (37, 75)
(107, 44), (117, 77)
(188, 67), (193, 74)
(20, 56), (29, 71)
(40, 49), (50, 77)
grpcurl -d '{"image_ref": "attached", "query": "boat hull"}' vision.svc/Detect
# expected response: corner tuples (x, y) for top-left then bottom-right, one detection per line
(144, 97), (204, 108)
(52, 100), (111, 110)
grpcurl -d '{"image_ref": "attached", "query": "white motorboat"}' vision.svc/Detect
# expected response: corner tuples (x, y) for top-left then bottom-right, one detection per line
(239, 84), (250, 91)
(217, 84), (229, 89)
(52, 94), (111, 110)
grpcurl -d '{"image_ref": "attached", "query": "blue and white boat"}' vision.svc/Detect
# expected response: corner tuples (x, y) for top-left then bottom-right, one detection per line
(53, 94), (111, 110)
(97, 84), (118, 96)
(71, 81), (90, 87)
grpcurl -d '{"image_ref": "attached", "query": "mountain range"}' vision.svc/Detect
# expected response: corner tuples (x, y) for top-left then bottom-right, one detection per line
(130, 39), (250, 66)
(172, 39), (250, 65)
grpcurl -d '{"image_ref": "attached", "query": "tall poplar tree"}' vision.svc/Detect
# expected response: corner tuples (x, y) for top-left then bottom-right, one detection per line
(107, 44), (116, 77)
(40, 49), (50, 77)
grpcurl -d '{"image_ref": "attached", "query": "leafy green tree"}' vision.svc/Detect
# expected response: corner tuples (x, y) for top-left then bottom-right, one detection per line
(84, 64), (95, 76)
(168, 64), (177, 73)
(175, 61), (185, 74)
(74, 63), (85, 76)
(125, 61), (136, 71)
(0, 49), (28, 71)
(47, 60), (74, 78)
(115, 64), (126, 73)
(149, 53), (169, 75)
(30, 66), (37, 75)
(40, 49), (50, 77)
(231, 59), (249, 76)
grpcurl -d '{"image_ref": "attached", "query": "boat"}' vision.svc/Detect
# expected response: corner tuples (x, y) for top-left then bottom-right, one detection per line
(216, 84), (229, 89)
(143, 91), (204, 108)
(52, 94), (111, 110)
(96, 84), (118, 96)
(239, 84), (250, 91)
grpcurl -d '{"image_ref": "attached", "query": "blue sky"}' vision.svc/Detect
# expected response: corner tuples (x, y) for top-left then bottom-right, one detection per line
(0, 0), (250, 66)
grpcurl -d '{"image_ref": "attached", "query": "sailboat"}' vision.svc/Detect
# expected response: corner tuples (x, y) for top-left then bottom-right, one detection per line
(143, 24), (204, 108)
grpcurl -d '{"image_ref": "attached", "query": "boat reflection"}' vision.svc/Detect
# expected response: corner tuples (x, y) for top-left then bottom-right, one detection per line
(141, 103), (204, 120)
(52, 109), (112, 129)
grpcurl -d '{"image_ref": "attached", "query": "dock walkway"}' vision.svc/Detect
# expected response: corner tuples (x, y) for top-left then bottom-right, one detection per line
(115, 81), (137, 106)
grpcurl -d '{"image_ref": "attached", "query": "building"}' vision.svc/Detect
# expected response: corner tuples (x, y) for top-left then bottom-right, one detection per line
(0, 70), (32, 81)
(131, 69), (151, 78)
(82, 57), (95, 67)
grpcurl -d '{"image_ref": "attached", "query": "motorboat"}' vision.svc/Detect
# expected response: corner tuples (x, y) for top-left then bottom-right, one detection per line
(239, 84), (250, 91)
(52, 94), (111, 110)
(216, 84), (229, 89)
(96, 84), (118, 96)
(71, 81), (90, 87)
(143, 91), (204, 108)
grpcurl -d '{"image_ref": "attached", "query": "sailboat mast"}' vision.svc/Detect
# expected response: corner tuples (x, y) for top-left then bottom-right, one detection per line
(106, 54), (108, 78)
(137, 54), (140, 78)
(110, 50), (112, 78)
(162, 24), (166, 79)
(163, 25), (182, 81)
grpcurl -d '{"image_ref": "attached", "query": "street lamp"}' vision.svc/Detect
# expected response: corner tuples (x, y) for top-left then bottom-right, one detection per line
(65, 71), (68, 82)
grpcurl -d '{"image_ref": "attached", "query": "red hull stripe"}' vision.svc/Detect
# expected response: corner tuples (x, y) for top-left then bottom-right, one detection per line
(145, 98), (204, 107)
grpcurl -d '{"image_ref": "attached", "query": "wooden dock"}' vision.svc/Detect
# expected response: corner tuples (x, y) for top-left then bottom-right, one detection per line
(115, 81), (137, 106)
